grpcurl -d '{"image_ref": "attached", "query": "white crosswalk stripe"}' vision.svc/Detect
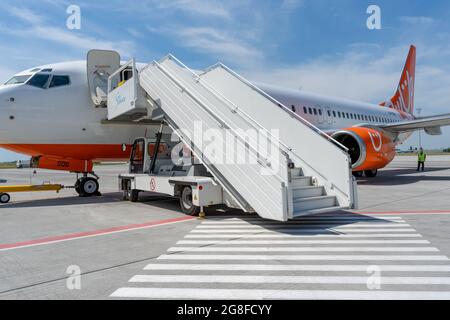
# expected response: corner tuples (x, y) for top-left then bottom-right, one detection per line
(167, 247), (439, 252)
(111, 288), (450, 300)
(178, 239), (431, 244)
(110, 214), (450, 300)
(185, 233), (423, 238)
(128, 275), (450, 285)
(197, 224), (412, 228)
(190, 228), (417, 233)
(157, 254), (449, 261)
(143, 264), (450, 272)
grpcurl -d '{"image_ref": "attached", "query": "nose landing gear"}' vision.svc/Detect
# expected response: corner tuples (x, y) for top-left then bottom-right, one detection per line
(75, 173), (101, 197)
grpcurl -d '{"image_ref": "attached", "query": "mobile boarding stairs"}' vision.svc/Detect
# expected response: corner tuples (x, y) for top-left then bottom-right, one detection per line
(89, 50), (358, 221)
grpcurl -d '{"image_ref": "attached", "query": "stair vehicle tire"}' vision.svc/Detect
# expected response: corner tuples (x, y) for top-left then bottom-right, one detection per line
(0, 193), (11, 204)
(129, 189), (140, 202)
(180, 186), (200, 216)
(364, 169), (378, 178)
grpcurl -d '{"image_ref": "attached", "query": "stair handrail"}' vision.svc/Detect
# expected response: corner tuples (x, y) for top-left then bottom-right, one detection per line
(154, 55), (349, 188)
(207, 62), (349, 153)
(148, 59), (289, 184)
(160, 54), (294, 159)
(142, 54), (353, 204)
(107, 58), (136, 96)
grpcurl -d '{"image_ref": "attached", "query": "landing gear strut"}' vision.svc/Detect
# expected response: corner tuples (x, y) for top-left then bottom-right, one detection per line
(75, 174), (101, 197)
(352, 171), (363, 178)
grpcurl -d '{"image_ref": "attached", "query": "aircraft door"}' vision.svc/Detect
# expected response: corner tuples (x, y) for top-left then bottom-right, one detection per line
(87, 49), (120, 107)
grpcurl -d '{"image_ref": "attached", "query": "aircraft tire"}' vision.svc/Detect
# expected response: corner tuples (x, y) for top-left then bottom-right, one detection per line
(352, 171), (363, 177)
(79, 177), (99, 197)
(364, 169), (378, 178)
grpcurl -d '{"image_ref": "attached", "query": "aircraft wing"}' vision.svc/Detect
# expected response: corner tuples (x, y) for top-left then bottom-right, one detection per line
(378, 113), (450, 135)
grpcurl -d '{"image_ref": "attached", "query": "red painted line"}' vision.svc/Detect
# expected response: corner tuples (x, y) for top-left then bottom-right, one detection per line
(354, 210), (450, 215)
(0, 216), (195, 251)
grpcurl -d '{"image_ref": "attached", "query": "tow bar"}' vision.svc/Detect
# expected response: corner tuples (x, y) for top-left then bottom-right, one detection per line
(0, 184), (64, 204)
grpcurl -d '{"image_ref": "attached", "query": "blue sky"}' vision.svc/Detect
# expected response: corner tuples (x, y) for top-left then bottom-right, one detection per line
(0, 0), (449, 161)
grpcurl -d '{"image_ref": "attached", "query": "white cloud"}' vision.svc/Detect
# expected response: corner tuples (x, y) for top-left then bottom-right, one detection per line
(245, 44), (450, 117)
(155, 26), (263, 66)
(0, 65), (17, 83)
(282, 0), (304, 10)
(147, 0), (232, 19)
(126, 28), (142, 38)
(4, 5), (43, 24)
(399, 16), (436, 25)
(245, 47), (400, 103)
(0, 5), (135, 57)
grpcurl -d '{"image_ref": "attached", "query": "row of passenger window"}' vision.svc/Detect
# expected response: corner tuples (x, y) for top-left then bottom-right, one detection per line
(291, 105), (400, 124)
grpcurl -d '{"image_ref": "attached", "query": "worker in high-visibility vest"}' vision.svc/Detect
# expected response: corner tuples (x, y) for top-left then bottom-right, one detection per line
(417, 148), (427, 171)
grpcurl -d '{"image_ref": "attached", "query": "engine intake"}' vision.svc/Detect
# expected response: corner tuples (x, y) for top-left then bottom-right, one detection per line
(332, 131), (366, 169)
(332, 127), (395, 171)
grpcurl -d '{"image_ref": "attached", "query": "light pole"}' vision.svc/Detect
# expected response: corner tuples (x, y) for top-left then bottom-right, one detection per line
(416, 108), (422, 149)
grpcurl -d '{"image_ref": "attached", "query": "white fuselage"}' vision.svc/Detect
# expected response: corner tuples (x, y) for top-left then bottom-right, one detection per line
(0, 60), (413, 159)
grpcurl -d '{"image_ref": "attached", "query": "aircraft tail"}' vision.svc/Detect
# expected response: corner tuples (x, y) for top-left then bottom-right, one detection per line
(380, 45), (416, 116)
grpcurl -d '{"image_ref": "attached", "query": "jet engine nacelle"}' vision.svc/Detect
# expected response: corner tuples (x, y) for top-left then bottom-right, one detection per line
(332, 127), (395, 171)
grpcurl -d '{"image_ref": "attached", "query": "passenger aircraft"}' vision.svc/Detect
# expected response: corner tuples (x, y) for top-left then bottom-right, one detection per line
(1, 45), (449, 196)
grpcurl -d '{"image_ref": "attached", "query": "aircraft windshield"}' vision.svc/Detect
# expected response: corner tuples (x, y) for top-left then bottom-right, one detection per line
(4, 75), (32, 85)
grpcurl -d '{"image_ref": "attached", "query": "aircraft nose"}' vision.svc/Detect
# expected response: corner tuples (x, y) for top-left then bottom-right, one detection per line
(0, 86), (17, 105)
(0, 89), (15, 141)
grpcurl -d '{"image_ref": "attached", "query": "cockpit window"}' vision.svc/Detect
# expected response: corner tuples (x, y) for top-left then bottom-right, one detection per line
(49, 75), (70, 88)
(4, 75), (32, 85)
(27, 73), (51, 89)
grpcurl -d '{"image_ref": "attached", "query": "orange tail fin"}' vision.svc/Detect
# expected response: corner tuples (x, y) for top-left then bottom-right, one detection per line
(380, 45), (416, 116)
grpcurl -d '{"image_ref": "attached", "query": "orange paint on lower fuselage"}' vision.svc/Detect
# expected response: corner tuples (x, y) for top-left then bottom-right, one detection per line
(0, 144), (133, 161)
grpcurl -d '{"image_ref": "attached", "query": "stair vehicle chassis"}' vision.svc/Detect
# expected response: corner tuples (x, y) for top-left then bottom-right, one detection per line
(119, 131), (240, 216)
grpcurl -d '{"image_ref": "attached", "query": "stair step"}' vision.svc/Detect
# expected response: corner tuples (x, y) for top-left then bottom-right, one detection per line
(291, 176), (313, 187)
(292, 206), (344, 218)
(290, 167), (303, 177)
(294, 195), (337, 212)
(292, 186), (325, 199)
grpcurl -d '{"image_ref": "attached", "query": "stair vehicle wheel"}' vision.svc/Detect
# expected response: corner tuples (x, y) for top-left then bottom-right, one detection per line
(0, 193), (10, 204)
(180, 186), (200, 216)
(129, 189), (139, 202)
(364, 169), (378, 178)
(352, 171), (363, 178)
(79, 177), (99, 197)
